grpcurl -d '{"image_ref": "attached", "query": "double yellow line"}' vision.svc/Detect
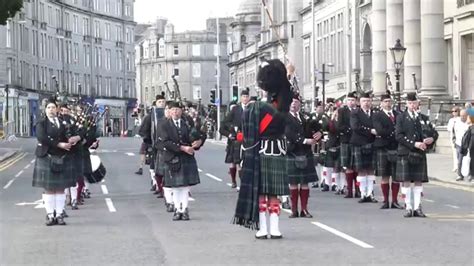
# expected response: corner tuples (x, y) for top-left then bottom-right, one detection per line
(0, 152), (27, 172)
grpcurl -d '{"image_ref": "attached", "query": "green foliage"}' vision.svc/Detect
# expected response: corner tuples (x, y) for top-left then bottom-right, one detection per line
(0, 0), (23, 26)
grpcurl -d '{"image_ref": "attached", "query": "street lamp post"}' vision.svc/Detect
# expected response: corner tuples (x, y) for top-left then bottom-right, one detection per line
(319, 63), (334, 111)
(5, 84), (9, 124)
(389, 39), (407, 111)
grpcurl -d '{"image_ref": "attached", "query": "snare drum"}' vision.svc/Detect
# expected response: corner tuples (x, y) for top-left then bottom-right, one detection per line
(85, 154), (107, 183)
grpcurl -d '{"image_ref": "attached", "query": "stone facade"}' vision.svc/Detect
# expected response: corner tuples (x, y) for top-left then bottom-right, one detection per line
(0, 0), (136, 137)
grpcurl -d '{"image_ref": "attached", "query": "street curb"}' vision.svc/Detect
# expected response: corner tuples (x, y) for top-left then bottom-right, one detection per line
(0, 150), (19, 164)
(430, 176), (474, 188)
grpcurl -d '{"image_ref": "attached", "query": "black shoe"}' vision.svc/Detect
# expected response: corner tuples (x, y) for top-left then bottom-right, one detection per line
(255, 234), (268, 240)
(355, 191), (361, 198)
(172, 212), (182, 221)
(61, 210), (69, 218)
(413, 209), (427, 218)
(312, 183), (319, 188)
(300, 210), (313, 218)
(135, 168), (143, 175)
(156, 192), (164, 198)
(455, 176), (464, 181)
(71, 200), (79, 210)
(45, 215), (55, 226)
(344, 193), (353, 198)
(150, 184), (156, 192)
(289, 211), (299, 218)
(321, 184), (330, 192)
(391, 202), (404, 209)
(231, 183), (237, 188)
(84, 189), (91, 198)
(56, 216), (66, 225)
(380, 202), (390, 209)
(270, 235), (283, 239)
(369, 196), (378, 203)
(166, 204), (175, 213)
(281, 201), (291, 210)
(331, 185), (337, 191)
(404, 209), (413, 218)
(181, 210), (190, 221)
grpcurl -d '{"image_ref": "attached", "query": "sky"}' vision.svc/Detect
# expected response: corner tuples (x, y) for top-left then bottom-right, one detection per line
(134, 0), (241, 31)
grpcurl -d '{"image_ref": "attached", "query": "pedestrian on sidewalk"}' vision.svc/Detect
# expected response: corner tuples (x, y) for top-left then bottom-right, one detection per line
(453, 109), (469, 181)
(32, 98), (76, 226)
(460, 111), (474, 182)
(447, 107), (460, 173)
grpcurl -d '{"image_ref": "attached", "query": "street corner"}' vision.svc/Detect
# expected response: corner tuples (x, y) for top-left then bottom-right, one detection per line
(0, 150), (26, 172)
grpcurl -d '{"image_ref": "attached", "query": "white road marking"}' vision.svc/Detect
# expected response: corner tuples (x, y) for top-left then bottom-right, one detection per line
(15, 170), (23, 178)
(24, 164), (31, 169)
(198, 169), (203, 173)
(424, 199), (435, 203)
(189, 197), (195, 202)
(101, 179), (106, 183)
(311, 222), (374, 249)
(30, 159), (35, 164)
(445, 204), (460, 209)
(105, 198), (117, 212)
(3, 170), (24, 189)
(3, 179), (15, 189)
(206, 173), (223, 182)
(125, 152), (135, 156)
(101, 184), (109, 195)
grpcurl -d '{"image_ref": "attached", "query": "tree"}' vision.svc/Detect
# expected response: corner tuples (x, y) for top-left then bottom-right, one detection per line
(0, 0), (23, 26)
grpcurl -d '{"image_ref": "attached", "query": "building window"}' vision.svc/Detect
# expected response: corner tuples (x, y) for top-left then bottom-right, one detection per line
(158, 39), (165, 57)
(173, 45), (179, 56)
(126, 28), (131, 43)
(116, 0), (122, 16)
(83, 18), (89, 36)
(116, 25), (122, 41)
(193, 85), (201, 100)
(192, 44), (200, 56)
(74, 43), (79, 64)
(192, 63), (201, 78)
(125, 4), (131, 16)
(105, 23), (110, 40)
(95, 20), (100, 38)
(127, 52), (131, 71)
(106, 0), (111, 13)
(73, 15), (78, 34)
(290, 24), (294, 38)
(6, 21), (11, 48)
(106, 49), (111, 70)
(173, 64), (179, 77)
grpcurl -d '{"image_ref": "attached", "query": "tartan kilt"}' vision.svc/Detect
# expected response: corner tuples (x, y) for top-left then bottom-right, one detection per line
(375, 149), (397, 177)
(260, 154), (289, 196)
(395, 155), (428, 183)
(154, 150), (165, 177)
(32, 154), (76, 190)
(324, 148), (340, 169)
(352, 145), (375, 172)
(287, 155), (318, 185)
(163, 154), (200, 188)
(225, 141), (242, 164)
(71, 150), (84, 179)
(340, 143), (353, 169)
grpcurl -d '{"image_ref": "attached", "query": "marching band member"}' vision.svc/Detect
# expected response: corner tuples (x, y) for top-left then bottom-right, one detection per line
(395, 93), (437, 218)
(350, 92), (378, 203)
(337, 92), (359, 198)
(220, 89), (249, 188)
(233, 59), (292, 239)
(327, 107), (345, 195)
(160, 102), (205, 221)
(373, 93), (403, 209)
(160, 102), (175, 212)
(32, 98), (76, 226)
(285, 95), (321, 218)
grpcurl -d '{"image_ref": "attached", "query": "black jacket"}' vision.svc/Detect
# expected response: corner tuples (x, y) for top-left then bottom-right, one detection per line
(285, 113), (312, 156)
(337, 106), (352, 143)
(350, 108), (375, 146)
(395, 110), (426, 155)
(372, 109), (399, 150)
(35, 117), (69, 157)
(159, 118), (205, 162)
(219, 105), (244, 138)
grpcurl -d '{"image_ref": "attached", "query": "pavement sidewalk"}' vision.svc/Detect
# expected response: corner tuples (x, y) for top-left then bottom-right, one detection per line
(427, 153), (473, 187)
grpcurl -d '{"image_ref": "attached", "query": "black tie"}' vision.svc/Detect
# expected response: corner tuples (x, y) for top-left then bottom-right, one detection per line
(175, 121), (180, 128)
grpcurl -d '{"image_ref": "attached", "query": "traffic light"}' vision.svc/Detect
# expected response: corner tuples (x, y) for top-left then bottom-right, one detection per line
(210, 89), (216, 104)
(232, 85), (238, 102)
